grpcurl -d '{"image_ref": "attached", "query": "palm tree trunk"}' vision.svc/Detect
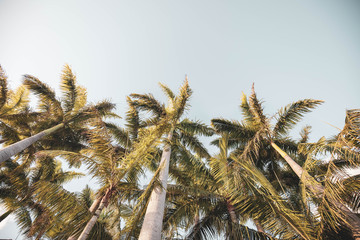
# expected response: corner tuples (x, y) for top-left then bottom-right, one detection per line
(271, 141), (360, 240)
(67, 196), (102, 240)
(138, 130), (173, 240)
(0, 123), (64, 164)
(270, 142), (303, 179)
(89, 197), (102, 214)
(77, 188), (112, 240)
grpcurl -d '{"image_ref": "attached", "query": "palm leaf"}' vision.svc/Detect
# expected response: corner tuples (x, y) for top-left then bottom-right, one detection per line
(178, 119), (214, 137)
(159, 82), (175, 101)
(23, 74), (62, 116)
(248, 84), (268, 128)
(129, 93), (166, 118)
(274, 99), (323, 137)
(173, 78), (192, 120)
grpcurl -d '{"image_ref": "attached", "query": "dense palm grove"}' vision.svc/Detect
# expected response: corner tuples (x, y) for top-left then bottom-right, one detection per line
(0, 65), (359, 240)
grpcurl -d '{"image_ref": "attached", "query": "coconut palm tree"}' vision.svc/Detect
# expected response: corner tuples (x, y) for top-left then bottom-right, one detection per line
(297, 109), (360, 239)
(33, 183), (116, 240)
(121, 116), (213, 239)
(37, 116), (129, 240)
(162, 135), (276, 240)
(0, 65), (117, 164)
(0, 65), (34, 148)
(211, 85), (360, 239)
(127, 80), (214, 240)
(208, 134), (314, 239)
(38, 97), (167, 240)
(0, 157), (83, 239)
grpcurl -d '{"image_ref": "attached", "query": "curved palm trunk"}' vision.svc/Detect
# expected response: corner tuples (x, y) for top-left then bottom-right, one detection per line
(0, 123), (64, 164)
(271, 141), (360, 240)
(138, 130), (173, 240)
(77, 188), (112, 240)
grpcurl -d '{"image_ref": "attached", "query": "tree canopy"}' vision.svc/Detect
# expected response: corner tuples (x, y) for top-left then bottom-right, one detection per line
(0, 65), (359, 240)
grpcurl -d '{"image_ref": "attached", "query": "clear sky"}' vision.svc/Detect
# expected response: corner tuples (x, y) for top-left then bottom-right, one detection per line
(0, 0), (359, 239)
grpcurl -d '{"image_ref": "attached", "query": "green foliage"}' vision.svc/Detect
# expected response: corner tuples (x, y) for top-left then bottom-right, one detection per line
(1, 66), (359, 240)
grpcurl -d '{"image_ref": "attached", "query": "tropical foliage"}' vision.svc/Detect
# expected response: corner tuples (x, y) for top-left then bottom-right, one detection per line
(0, 65), (359, 240)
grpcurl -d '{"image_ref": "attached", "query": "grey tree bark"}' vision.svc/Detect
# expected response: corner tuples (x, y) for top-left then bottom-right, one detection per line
(138, 130), (173, 240)
(0, 123), (64, 164)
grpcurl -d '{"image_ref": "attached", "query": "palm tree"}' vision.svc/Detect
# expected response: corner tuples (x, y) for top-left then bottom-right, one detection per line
(38, 98), (164, 239)
(0, 157), (83, 239)
(122, 118), (213, 238)
(0, 65), (33, 149)
(0, 65), (116, 164)
(211, 85), (360, 239)
(207, 134), (314, 239)
(298, 109), (360, 239)
(37, 115), (128, 240)
(32, 183), (115, 240)
(161, 135), (275, 240)
(127, 79), (214, 240)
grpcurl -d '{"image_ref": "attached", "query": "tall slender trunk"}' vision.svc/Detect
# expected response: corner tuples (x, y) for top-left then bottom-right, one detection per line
(138, 130), (173, 240)
(271, 141), (360, 240)
(0, 123), (64, 164)
(89, 197), (102, 214)
(67, 197), (102, 240)
(77, 188), (112, 240)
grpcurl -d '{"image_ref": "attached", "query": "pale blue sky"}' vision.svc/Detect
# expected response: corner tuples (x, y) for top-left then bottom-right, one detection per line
(0, 0), (359, 239)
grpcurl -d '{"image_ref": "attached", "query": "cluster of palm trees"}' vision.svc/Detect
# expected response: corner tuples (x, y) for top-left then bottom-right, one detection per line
(0, 65), (359, 240)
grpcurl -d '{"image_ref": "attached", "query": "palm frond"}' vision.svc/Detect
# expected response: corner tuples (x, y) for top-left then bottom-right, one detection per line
(130, 93), (166, 118)
(211, 118), (255, 140)
(230, 159), (314, 239)
(173, 78), (192, 120)
(299, 125), (312, 144)
(339, 109), (360, 149)
(178, 132), (211, 159)
(23, 74), (62, 115)
(105, 122), (131, 148)
(248, 84), (268, 128)
(61, 64), (78, 113)
(186, 201), (274, 240)
(126, 97), (141, 140)
(178, 119), (214, 137)
(0, 85), (30, 116)
(159, 82), (175, 101)
(274, 99), (323, 137)
(240, 92), (256, 125)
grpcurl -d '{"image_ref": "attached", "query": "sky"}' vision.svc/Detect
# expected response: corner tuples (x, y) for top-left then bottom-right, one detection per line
(0, 0), (359, 239)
